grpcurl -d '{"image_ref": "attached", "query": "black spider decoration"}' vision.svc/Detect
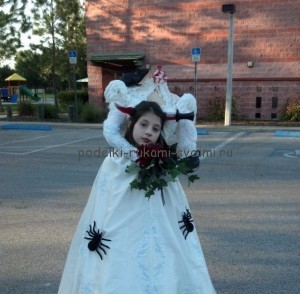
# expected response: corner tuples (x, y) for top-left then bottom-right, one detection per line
(178, 208), (194, 239)
(84, 221), (111, 260)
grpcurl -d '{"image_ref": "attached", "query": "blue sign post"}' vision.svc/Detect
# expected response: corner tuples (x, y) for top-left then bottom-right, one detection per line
(69, 51), (78, 120)
(191, 47), (201, 62)
(69, 51), (77, 64)
(191, 47), (202, 99)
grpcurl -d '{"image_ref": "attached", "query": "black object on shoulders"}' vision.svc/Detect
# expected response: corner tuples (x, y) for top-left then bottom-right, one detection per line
(121, 68), (149, 87)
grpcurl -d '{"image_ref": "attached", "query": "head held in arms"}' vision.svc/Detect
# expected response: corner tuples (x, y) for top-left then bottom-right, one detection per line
(124, 101), (167, 147)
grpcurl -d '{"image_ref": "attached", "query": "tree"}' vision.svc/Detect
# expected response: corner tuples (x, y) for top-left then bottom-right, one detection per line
(15, 50), (48, 88)
(56, 0), (87, 89)
(0, 65), (14, 112)
(30, 0), (86, 105)
(0, 65), (14, 87)
(0, 0), (30, 63)
(1, 0), (86, 111)
(30, 0), (60, 105)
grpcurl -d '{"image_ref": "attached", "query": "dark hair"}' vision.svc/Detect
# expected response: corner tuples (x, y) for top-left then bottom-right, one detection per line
(124, 101), (167, 147)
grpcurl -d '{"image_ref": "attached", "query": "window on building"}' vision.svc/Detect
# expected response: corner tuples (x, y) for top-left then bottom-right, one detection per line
(256, 97), (262, 108)
(271, 113), (277, 119)
(272, 97), (278, 108)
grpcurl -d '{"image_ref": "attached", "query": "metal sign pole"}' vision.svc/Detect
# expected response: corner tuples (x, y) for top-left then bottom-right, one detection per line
(69, 50), (78, 121)
(194, 62), (197, 100)
(191, 47), (201, 101)
(224, 13), (234, 126)
(222, 4), (236, 126)
(73, 64), (78, 121)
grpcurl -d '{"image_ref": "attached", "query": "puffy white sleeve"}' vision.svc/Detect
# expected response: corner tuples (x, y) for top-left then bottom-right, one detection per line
(157, 82), (179, 144)
(104, 80), (131, 109)
(103, 109), (138, 161)
(103, 80), (138, 161)
(176, 94), (198, 158)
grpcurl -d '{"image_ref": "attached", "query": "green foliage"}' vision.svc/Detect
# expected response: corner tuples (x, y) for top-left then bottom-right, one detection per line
(0, 104), (18, 114)
(206, 96), (239, 121)
(43, 104), (59, 119)
(80, 104), (106, 123)
(126, 144), (200, 199)
(2, 0), (87, 94)
(206, 96), (225, 120)
(29, 0), (87, 91)
(0, 65), (14, 87)
(18, 101), (34, 116)
(0, 0), (30, 61)
(281, 99), (300, 122)
(15, 50), (48, 88)
(57, 89), (88, 111)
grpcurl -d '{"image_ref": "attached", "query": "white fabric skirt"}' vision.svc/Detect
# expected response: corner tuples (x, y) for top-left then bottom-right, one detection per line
(58, 155), (216, 294)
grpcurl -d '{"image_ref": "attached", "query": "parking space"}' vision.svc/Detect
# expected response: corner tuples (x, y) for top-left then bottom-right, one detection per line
(0, 123), (299, 293)
(0, 127), (103, 155)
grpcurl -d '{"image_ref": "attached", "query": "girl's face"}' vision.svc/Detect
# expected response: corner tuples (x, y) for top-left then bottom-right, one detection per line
(132, 111), (162, 146)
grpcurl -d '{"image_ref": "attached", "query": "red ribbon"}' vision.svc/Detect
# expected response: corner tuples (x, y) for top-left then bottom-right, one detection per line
(115, 104), (135, 116)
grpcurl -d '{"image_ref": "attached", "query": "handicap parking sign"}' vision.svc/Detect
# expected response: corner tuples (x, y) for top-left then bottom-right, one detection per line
(191, 47), (201, 62)
(69, 51), (77, 64)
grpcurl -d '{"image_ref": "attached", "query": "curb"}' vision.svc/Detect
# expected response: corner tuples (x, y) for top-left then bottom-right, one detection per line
(275, 131), (300, 137)
(1, 124), (52, 131)
(197, 129), (208, 135)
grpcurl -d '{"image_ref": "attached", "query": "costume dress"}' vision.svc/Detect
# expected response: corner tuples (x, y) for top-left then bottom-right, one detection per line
(58, 77), (216, 294)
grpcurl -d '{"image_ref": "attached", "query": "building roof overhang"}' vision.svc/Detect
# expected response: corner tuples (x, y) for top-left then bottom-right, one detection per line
(89, 52), (145, 71)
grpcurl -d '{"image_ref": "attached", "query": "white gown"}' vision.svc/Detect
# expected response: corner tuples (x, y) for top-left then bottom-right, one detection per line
(59, 76), (216, 293)
(58, 154), (216, 294)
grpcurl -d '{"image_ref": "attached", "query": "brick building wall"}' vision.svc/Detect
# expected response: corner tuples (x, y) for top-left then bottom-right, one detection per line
(85, 0), (300, 120)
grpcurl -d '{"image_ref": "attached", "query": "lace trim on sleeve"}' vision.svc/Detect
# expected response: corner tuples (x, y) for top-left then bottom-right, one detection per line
(176, 93), (197, 117)
(104, 80), (131, 109)
(103, 109), (138, 161)
(176, 120), (198, 158)
(175, 93), (198, 157)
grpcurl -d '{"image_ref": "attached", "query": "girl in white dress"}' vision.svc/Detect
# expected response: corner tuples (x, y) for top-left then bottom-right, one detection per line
(58, 72), (216, 294)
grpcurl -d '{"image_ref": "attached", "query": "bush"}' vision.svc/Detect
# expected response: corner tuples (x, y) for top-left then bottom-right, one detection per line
(205, 96), (238, 121)
(80, 103), (107, 123)
(18, 101), (34, 116)
(281, 99), (300, 121)
(57, 89), (88, 112)
(2, 104), (18, 113)
(43, 104), (59, 119)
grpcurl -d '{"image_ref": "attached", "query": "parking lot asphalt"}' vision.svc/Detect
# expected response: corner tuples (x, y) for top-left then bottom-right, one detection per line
(0, 121), (299, 294)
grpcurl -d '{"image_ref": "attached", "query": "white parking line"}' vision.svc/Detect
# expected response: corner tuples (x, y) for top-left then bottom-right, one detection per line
(0, 129), (93, 147)
(283, 150), (300, 159)
(0, 134), (49, 146)
(0, 131), (245, 157)
(23, 136), (103, 155)
(0, 135), (102, 155)
(200, 132), (245, 161)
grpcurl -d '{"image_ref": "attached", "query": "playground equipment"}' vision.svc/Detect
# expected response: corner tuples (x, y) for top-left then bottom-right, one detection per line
(20, 85), (41, 101)
(1, 73), (41, 102)
(2, 73), (26, 103)
(0, 86), (41, 102)
(0, 88), (9, 102)
(0, 88), (18, 102)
